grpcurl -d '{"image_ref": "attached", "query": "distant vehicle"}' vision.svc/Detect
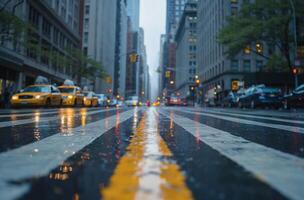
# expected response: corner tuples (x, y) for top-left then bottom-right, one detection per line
(58, 85), (84, 107)
(95, 94), (108, 107)
(238, 85), (282, 109)
(10, 85), (62, 108)
(125, 96), (139, 106)
(165, 96), (182, 106)
(283, 84), (304, 109)
(117, 100), (125, 107)
(108, 98), (118, 107)
(222, 91), (244, 107)
(152, 101), (161, 107)
(83, 91), (98, 107)
(146, 100), (151, 107)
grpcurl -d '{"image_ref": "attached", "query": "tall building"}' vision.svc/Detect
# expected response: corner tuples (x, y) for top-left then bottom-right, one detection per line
(166, 0), (187, 37)
(114, 0), (128, 98)
(138, 28), (149, 101)
(126, 0), (140, 31)
(0, 0), (82, 97)
(82, 0), (117, 93)
(158, 34), (167, 97)
(125, 0), (141, 97)
(175, 0), (197, 97)
(160, 0), (187, 96)
(125, 18), (138, 97)
(197, 0), (293, 100)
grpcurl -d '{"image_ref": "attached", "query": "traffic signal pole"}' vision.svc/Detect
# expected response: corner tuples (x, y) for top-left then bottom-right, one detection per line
(289, 0), (298, 88)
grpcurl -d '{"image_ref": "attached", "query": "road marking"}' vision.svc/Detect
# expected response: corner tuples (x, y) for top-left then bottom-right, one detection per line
(167, 108), (304, 134)
(0, 107), (103, 117)
(0, 108), (139, 200)
(101, 108), (193, 200)
(159, 109), (304, 200)
(200, 107), (304, 119)
(0, 108), (118, 128)
(186, 107), (304, 124)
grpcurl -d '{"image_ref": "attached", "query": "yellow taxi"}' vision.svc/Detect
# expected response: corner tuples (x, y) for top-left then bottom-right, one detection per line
(58, 85), (84, 107)
(10, 85), (62, 107)
(83, 91), (98, 107)
(152, 101), (161, 107)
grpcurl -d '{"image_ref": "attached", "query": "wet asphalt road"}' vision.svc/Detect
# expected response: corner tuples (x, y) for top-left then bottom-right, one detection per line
(0, 106), (304, 200)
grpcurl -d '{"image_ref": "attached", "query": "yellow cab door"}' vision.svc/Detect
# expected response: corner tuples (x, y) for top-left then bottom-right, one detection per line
(51, 86), (61, 105)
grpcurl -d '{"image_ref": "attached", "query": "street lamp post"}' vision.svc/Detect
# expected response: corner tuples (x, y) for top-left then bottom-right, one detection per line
(289, 0), (299, 88)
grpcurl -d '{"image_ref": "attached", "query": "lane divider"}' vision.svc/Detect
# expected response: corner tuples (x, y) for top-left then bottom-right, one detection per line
(101, 108), (193, 200)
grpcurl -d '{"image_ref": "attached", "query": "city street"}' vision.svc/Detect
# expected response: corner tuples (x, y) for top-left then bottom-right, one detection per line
(0, 106), (303, 200)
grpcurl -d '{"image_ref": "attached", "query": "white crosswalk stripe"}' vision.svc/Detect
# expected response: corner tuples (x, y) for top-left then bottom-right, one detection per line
(0, 108), (117, 128)
(167, 108), (304, 134)
(159, 108), (304, 200)
(0, 108), (140, 200)
(185, 107), (304, 124)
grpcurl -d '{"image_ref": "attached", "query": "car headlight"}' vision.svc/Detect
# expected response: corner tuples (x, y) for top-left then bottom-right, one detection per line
(68, 95), (73, 99)
(84, 97), (87, 101)
(12, 95), (18, 100)
(35, 95), (41, 99)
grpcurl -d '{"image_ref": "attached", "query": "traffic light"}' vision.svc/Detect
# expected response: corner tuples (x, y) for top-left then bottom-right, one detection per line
(165, 71), (171, 78)
(129, 53), (139, 63)
(231, 80), (239, 91)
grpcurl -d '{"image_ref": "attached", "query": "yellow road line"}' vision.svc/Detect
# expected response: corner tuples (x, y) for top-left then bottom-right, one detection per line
(101, 108), (193, 200)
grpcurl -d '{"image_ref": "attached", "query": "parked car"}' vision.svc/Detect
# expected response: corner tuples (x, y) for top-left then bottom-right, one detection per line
(10, 85), (62, 108)
(238, 85), (282, 109)
(283, 84), (304, 109)
(125, 96), (139, 106)
(222, 91), (244, 107)
(83, 91), (98, 107)
(95, 94), (108, 107)
(58, 85), (84, 107)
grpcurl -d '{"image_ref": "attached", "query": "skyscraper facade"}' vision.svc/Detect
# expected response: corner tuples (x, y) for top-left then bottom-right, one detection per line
(82, 0), (117, 93)
(175, 0), (197, 97)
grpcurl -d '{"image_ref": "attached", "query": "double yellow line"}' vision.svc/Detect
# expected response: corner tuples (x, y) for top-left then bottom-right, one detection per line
(101, 108), (193, 200)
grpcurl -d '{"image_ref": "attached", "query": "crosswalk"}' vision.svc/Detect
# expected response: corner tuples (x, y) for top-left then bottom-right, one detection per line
(0, 107), (303, 200)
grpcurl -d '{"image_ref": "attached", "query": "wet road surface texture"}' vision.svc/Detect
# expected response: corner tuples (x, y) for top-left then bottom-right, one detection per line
(0, 106), (303, 200)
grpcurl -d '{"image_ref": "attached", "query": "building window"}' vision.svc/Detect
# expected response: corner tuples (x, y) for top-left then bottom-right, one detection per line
(85, 5), (90, 15)
(84, 32), (88, 43)
(243, 60), (251, 72)
(83, 47), (88, 56)
(231, 60), (238, 71)
(29, 6), (40, 28)
(84, 19), (89, 29)
(256, 60), (263, 72)
(53, 28), (59, 45)
(42, 18), (51, 38)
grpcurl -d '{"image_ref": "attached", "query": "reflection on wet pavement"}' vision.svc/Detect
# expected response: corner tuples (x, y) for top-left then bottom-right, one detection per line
(102, 108), (192, 200)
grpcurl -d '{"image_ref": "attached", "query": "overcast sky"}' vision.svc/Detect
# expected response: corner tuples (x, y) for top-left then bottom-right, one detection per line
(140, 0), (166, 100)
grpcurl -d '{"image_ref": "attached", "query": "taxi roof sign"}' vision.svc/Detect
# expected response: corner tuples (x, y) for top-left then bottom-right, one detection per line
(35, 76), (49, 85)
(63, 79), (75, 86)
